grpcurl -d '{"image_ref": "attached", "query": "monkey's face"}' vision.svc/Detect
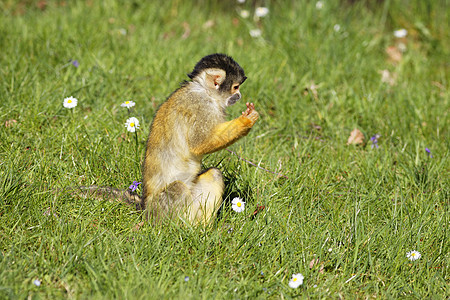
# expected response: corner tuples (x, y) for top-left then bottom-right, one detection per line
(225, 82), (243, 106)
(188, 54), (247, 107)
(194, 69), (246, 107)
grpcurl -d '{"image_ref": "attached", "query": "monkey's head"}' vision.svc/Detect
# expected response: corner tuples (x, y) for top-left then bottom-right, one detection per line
(188, 53), (247, 107)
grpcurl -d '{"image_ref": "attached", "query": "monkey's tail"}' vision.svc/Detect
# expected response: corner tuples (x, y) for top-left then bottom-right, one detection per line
(60, 185), (144, 211)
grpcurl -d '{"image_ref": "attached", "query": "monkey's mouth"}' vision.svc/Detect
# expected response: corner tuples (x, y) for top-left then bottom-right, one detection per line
(227, 93), (241, 106)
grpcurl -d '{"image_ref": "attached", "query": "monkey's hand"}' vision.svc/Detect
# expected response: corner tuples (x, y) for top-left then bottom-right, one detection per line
(241, 102), (259, 124)
(191, 102), (259, 156)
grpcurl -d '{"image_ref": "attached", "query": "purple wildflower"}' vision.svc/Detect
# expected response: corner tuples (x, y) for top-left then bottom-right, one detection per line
(425, 148), (433, 158)
(370, 134), (381, 149)
(184, 276), (189, 282)
(72, 60), (79, 67)
(129, 181), (141, 192)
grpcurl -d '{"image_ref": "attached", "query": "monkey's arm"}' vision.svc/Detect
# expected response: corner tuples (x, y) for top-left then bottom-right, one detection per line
(191, 103), (259, 156)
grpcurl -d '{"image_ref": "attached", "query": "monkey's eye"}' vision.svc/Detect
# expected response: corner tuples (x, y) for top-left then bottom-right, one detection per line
(233, 85), (239, 90)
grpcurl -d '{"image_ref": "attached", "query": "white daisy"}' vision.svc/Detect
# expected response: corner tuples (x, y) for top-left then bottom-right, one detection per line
(125, 117), (140, 132)
(255, 7), (269, 18)
(237, 0), (245, 3)
(231, 197), (245, 213)
(249, 29), (262, 38)
(240, 9), (250, 19)
(333, 24), (341, 32)
(288, 273), (304, 288)
(63, 96), (78, 109)
(33, 279), (41, 286)
(121, 100), (136, 108)
(316, 1), (323, 9)
(406, 250), (421, 261)
(394, 29), (407, 38)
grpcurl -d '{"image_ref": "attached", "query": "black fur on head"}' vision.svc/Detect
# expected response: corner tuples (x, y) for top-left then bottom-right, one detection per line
(188, 53), (247, 92)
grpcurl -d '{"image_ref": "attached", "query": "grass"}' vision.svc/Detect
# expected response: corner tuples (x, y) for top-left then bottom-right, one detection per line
(0, 0), (448, 298)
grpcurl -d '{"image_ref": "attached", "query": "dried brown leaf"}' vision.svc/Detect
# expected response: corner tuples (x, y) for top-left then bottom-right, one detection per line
(37, 1), (47, 10)
(5, 119), (17, 127)
(117, 132), (128, 143)
(347, 128), (365, 145)
(202, 20), (215, 29)
(319, 264), (324, 274)
(309, 258), (319, 269)
(181, 22), (190, 39)
(379, 69), (397, 86)
(303, 82), (319, 100)
(309, 258), (324, 273)
(386, 46), (402, 63)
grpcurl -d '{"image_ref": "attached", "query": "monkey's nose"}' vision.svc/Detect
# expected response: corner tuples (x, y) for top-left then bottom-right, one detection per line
(227, 93), (241, 106)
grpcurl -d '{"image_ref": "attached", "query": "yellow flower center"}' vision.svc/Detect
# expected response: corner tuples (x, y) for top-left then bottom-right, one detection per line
(237, 202), (241, 207)
(125, 101), (129, 104)
(293, 278), (297, 282)
(130, 122), (135, 127)
(68, 99), (72, 103)
(411, 253), (416, 257)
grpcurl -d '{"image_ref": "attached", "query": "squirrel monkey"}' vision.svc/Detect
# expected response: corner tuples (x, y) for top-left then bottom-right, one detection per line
(142, 53), (259, 225)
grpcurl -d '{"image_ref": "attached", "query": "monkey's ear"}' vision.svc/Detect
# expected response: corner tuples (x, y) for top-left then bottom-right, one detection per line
(205, 69), (226, 90)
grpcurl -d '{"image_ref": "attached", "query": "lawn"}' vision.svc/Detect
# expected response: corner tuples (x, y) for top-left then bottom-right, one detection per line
(0, 0), (448, 298)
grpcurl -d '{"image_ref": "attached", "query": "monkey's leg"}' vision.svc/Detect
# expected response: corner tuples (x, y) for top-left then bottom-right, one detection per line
(147, 180), (192, 222)
(188, 168), (225, 225)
